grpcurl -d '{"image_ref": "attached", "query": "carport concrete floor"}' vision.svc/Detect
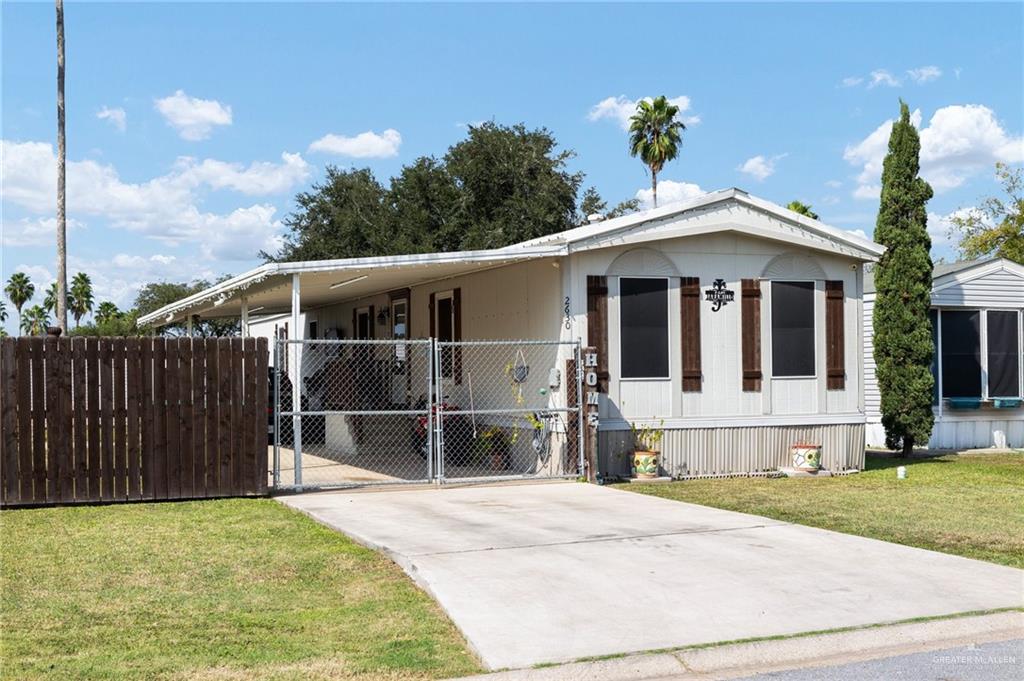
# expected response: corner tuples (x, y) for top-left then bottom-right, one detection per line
(279, 482), (1024, 671)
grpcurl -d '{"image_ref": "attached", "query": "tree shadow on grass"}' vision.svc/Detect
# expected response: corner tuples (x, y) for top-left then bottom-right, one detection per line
(864, 450), (956, 472)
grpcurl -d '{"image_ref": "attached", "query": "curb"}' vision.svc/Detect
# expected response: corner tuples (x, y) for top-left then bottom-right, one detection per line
(451, 611), (1023, 680)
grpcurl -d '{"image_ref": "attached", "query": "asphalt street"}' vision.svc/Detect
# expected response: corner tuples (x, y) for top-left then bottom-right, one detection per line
(737, 639), (1023, 681)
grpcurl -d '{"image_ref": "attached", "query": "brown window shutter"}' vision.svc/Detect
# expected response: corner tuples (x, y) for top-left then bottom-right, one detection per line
(428, 292), (436, 338)
(351, 309), (357, 340)
(586, 275), (609, 392)
(741, 279), (762, 392)
(367, 305), (375, 339)
(825, 280), (845, 390)
(452, 288), (462, 385)
(680, 277), (702, 392)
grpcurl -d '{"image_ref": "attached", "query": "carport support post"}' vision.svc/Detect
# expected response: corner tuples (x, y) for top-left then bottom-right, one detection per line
(240, 296), (249, 338)
(291, 273), (303, 489)
(186, 315), (193, 337)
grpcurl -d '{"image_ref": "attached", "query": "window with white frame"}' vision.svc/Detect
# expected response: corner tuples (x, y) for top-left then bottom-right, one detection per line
(987, 310), (1020, 397)
(940, 310), (982, 398)
(619, 277), (669, 379)
(936, 308), (1021, 399)
(771, 281), (815, 377)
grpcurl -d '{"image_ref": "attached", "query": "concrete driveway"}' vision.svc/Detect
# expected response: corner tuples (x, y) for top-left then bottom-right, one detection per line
(280, 482), (1023, 670)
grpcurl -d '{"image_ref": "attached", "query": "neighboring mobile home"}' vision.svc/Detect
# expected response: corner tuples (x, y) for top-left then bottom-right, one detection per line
(139, 188), (883, 480)
(864, 257), (1024, 450)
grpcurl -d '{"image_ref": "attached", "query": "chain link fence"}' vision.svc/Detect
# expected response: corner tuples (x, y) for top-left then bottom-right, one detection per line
(273, 339), (433, 489)
(272, 338), (582, 488)
(434, 340), (582, 481)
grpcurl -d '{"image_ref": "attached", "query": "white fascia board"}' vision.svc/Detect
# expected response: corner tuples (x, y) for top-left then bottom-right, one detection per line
(931, 258), (1024, 294)
(547, 189), (883, 261)
(572, 217), (873, 261)
(274, 244), (564, 275)
(739, 193), (884, 259)
(137, 264), (278, 326)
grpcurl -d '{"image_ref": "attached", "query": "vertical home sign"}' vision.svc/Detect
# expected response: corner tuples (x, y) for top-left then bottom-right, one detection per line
(583, 346), (600, 481)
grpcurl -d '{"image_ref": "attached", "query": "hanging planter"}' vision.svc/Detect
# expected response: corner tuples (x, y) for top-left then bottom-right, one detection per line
(510, 348), (530, 384)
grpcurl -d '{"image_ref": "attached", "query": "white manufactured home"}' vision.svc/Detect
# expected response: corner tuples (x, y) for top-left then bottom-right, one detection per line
(140, 188), (883, 485)
(864, 258), (1024, 450)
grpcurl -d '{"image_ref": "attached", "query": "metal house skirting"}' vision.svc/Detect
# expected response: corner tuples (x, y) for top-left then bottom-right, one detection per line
(598, 422), (866, 479)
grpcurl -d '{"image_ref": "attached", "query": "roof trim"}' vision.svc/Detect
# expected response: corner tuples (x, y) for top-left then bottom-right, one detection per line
(931, 257), (1024, 293)
(511, 188), (884, 259)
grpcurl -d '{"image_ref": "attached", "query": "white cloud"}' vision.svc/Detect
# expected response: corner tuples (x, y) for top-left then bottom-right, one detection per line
(825, 179), (843, 189)
(2, 216), (84, 247)
(907, 66), (942, 84)
(308, 129), (402, 158)
(635, 179), (704, 209)
(868, 69), (902, 88)
(154, 90), (232, 141)
(737, 154), (786, 182)
(1, 139), (289, 260)
(844, 104), (1024, 198)
(587, 95), (700, 131)
(841, 76), (864, 88)
(67, 253), (217, 311)
(844, 228), (869, 241)
(174, 152), (311, 195)
(96, 106), (126, 132)
(927, 207), (991, 249)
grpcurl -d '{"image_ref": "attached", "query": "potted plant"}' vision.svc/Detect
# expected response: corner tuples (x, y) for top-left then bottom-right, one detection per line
(630, 421), (664, 479)
(479, 427), (510, 471)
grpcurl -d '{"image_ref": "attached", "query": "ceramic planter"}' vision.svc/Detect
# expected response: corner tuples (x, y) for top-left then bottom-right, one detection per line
(633, 450), (660, 479)
(791, 443), (822, 471)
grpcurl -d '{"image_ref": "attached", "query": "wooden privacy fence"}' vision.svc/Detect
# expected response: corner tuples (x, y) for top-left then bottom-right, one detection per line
(0, 336), (268, 507)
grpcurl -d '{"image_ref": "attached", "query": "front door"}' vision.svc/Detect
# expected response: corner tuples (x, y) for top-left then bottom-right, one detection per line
(356, 308), (372, 339)
(391, 298), (409, 404)
(434, 292), (456, 397)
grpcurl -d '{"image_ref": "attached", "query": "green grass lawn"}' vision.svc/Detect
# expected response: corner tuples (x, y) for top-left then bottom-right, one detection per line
(0, 499), (480, 680)
(617, 451), (1024, 569)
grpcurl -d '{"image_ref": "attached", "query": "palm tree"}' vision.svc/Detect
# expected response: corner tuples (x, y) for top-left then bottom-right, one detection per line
(21, 305), (51, 336)
(629, 96), (686, 208)
(55, 0), (69, 332)
(5, 272), (36, 336)
(43, 282), (59, 314)
(786, 200), (819, 220)
(0, 300), (7, 324)
(95, 301), (120, 324)
(69, 272), (94, 327)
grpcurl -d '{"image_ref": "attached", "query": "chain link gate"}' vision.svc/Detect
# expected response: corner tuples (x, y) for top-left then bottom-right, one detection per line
(273, 338), (434, 489)
(272, 338), (582, 489)
(434, 340), (583, 482)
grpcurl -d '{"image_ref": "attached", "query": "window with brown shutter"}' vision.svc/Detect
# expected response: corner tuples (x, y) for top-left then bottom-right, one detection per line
(586, 275), (609, 392)
(825, 280), (845, 390)
(680, 277), (702, 392)
(741, 279), (762, 392)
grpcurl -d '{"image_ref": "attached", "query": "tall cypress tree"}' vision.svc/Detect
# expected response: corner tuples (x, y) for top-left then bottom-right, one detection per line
(873, 101), (935, 455)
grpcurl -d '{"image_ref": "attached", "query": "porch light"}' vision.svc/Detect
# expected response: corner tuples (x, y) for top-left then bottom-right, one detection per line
(329, 275), (368, 289)
(248, 306), (265, 314)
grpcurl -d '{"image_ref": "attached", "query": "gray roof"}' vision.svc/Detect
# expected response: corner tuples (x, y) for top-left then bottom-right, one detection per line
(864, 257), (1001, 294)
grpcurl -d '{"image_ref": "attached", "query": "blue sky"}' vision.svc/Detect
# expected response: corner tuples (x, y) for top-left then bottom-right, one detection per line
(2, 1), (1022, 332)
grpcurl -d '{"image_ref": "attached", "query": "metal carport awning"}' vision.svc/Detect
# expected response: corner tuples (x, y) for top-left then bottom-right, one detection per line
(137, 245), (566, 329)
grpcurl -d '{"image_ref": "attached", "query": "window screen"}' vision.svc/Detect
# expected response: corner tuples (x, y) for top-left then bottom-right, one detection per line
(771, 281), (815, 377)
(987, 311), (1020, 397)
(620, 278), (669, 378)
(941, 310), (981, 397)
